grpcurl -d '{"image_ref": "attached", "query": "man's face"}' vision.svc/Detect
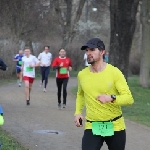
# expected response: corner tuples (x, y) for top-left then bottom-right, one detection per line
(19, 50), (23, 55)
(24, 49), (30, 56)
(86, 48), (104, 64)
(44, 47), (49, 53)
(59, 49), (66, 57)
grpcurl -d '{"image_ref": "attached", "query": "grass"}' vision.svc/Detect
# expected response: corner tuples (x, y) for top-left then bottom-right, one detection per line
(122, 76), (150, 127)
(71, 76), (150, 127)
(0, 128), (28, 150)
(0, 79), (15, 86)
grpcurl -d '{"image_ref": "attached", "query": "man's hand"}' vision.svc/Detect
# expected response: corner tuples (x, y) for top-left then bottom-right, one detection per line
(74, 114), (84, 127)
(68, 66), (72, 71)
(96, 94), (113, 104)
(29, 65), (35, 68)
(60, 62), (63, 67)
(42, 64), (46, 67)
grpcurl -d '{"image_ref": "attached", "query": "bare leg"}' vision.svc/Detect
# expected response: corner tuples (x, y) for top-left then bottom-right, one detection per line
(17, 73), (19, 82)
(29, 83), (32, 99)
(19, 72), (23, 83)
(24, 80), (30, 100)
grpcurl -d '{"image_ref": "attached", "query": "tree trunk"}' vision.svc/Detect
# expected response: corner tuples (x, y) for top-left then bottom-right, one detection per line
(62, 0), (72, 48)
(109, 0), (139, 79)
(139, 0), (150, 87)
(54, 0), (85, 48)
(69, 0), (86, 43)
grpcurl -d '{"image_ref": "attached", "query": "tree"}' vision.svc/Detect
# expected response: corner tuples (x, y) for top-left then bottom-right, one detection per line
(109, 0), (140, 79)
(54, 0), (86, 48)
(0, 0), (51, 51)
(139, 0), (150, 87)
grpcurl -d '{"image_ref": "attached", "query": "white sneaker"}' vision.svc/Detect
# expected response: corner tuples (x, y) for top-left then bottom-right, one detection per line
(58, 103), (61, 109)
(43, 88), (46, 92)
(40, 82), (42, 87)
(63, 104), (66, 108)
(18, 83), (22, 87)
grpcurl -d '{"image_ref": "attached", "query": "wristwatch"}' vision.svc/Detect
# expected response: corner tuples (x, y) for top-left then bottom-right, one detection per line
(111, 95), (116, 102)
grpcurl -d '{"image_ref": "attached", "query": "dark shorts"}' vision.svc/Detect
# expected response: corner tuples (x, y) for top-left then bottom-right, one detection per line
(16, 66), (21, 74)
(82, 129), (126, 150)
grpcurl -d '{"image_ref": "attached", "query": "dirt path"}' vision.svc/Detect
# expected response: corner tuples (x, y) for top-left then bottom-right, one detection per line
(0, 77), (150, 150)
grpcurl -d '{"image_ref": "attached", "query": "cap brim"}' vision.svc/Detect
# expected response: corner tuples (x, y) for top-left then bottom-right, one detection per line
(81, 44), (97, 50)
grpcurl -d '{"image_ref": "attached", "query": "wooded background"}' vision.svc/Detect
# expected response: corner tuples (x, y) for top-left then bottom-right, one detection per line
(0, 0), (149, 87)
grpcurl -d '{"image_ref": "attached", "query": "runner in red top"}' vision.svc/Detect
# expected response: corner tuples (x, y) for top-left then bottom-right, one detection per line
(52, 48), (72, 109)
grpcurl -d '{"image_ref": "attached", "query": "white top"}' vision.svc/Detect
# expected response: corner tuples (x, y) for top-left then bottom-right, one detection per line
(38, 52), (52, 67)
(22, 55), (39, 78)
(84, 53), (90, 66)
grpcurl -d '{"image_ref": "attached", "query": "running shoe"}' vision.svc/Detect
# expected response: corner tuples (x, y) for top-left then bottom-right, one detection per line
(43, 88), (46, 92)
(18, 82), (22, 87)
(26, 100), (30, 106)
(63, 104), (66, 108)
(58, 103), (61, 109)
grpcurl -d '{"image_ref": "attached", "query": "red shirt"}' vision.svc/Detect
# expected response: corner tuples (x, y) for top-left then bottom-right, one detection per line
(52, 56), (72, 78)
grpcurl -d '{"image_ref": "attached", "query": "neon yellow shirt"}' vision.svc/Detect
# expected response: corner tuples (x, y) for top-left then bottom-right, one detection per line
(75, 64), (134, 131)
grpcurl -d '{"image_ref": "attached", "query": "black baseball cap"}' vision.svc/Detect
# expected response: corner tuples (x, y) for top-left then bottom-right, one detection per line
(81, 38), (105, 50)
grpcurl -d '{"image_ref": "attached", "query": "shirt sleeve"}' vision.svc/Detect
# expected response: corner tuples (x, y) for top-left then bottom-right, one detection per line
(113, 67), (134, 106)
(14, 54), (18, 60)
(33, 56), (39, 64)
(74, 72), (85, 115)
(38, 53), (41, 60)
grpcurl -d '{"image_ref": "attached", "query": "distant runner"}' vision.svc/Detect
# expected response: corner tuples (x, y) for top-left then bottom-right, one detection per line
(22, 47), (40, 105)
(38, 46), (52, 92)
(52, 48), (72, 109)
(13, 50), (24, 87)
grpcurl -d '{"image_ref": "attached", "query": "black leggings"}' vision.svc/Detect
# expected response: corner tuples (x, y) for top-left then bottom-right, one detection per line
(40, 66), (50, 88)
(82, 129), (126, 150)
(56, 78), (69, 104)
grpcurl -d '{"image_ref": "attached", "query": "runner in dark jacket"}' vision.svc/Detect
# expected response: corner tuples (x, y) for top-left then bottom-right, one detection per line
(0, 58), (7, 71)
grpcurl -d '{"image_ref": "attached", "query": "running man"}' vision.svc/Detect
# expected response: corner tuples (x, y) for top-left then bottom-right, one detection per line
(52, 48), (72, 109)
(13, 50), (24, 87)
(74, 38), (134, 150)
(38, 46), (52, 92)
(22, 47), (40, 105)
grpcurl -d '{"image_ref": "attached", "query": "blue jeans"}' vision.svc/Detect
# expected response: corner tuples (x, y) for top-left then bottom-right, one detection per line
(40, 66), (50, 88)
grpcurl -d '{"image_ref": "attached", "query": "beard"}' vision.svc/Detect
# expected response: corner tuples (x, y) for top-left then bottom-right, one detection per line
(88, 61), (95, 64)
(87, 58), (96, 64)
